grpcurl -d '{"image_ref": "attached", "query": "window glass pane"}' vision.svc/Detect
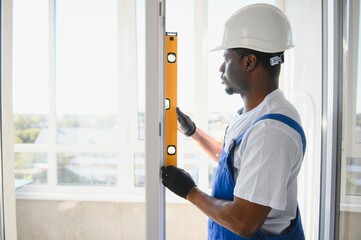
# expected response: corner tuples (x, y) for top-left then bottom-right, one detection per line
(57, 153), (118, 186)
(14, 114), (48, 144)
(208, 161), (217, 188)
(55, 0), (119, 144)
(13, 0), (49, 144)
(346, 157), (361, 196)
(180, 153), (199, 185)
(356, 21), (361, 143)
(208, 112), (232, 142)
(166, 0), (195, 114)
(137, 0), (146, 141)
(15, 152), (47, 185)
(134, 153), (145, 187)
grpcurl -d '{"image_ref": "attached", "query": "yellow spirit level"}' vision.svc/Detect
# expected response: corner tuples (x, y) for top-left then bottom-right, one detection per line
(165, 32), (177, 166)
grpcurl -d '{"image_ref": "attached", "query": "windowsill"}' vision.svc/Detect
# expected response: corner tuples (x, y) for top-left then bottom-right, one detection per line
(340, 203), (361, 213)
(15, 187), (212, 203)
(16, 191), (146, 203)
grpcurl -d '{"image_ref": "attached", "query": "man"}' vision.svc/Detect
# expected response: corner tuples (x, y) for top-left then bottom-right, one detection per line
(161, 4), (306, 239)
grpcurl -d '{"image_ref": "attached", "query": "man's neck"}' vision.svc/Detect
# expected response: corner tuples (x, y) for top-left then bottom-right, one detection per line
(241, 87), (277, 113)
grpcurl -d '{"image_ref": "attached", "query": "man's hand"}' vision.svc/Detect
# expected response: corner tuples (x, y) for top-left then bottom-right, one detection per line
(161, 165), (196, 199)
(176, 107), (196, 136)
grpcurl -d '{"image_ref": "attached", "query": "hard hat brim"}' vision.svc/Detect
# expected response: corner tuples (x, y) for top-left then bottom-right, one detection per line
(210, 45), (224, 52)
(210, 43), (294, 53)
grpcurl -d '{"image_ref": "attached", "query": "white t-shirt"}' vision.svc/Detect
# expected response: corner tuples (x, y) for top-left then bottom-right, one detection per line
(223, 89), (304, 235)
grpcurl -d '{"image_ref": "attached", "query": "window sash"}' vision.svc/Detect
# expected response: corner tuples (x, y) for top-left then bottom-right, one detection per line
(341, 0), (361, 208)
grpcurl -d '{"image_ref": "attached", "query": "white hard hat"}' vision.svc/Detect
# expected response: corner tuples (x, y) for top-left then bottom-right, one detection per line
(211, 4), (294, 53)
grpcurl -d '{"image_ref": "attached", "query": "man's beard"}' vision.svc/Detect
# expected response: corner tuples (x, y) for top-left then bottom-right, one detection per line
(225, 85), (235, 95)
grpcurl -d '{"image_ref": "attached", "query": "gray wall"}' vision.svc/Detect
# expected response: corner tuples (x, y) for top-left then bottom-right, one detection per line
(16, 200), (207, 240)
(339, 211), (361, 240)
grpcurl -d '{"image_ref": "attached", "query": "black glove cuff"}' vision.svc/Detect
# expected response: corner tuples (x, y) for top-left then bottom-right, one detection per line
(184, 122), (196, 136)
(161, 166), (197, 199)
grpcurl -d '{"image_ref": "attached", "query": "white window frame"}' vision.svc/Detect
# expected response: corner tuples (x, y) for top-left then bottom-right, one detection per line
(145, 0), (165, 238)
(320, 0), (343, 239)
(340, 0), (361, 211)
(2, 0), (18, 238)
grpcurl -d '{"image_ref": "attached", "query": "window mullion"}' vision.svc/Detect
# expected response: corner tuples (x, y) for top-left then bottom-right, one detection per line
(116, 0), (138, 192)
(48, 0), (57, 188)
(2, 0), (18, 238)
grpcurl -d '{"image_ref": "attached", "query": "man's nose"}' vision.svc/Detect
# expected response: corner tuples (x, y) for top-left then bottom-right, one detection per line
(219, 62), (225, 72)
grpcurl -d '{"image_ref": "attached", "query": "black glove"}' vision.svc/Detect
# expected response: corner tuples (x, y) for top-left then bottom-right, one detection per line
(176, 107), (196, 136)
(161, 165), (196, 199)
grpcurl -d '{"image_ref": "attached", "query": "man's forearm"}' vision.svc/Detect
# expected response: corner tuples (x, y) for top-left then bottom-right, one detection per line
(186, 187), (270, 238)
(191, 128), (223, 162)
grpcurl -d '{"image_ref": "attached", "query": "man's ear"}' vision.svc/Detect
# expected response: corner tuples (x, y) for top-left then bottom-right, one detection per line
(245, 54), (257, 72)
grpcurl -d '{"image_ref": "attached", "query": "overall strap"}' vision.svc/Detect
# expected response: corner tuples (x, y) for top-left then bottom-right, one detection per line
(216, 113), (306, 239)
(232, 113), (306, 154)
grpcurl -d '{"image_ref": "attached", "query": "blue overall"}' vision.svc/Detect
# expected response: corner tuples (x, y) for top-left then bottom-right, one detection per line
(208, 114), (306, 240)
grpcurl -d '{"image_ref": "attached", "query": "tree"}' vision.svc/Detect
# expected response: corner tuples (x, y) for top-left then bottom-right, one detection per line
(13, 114), (47, 143)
